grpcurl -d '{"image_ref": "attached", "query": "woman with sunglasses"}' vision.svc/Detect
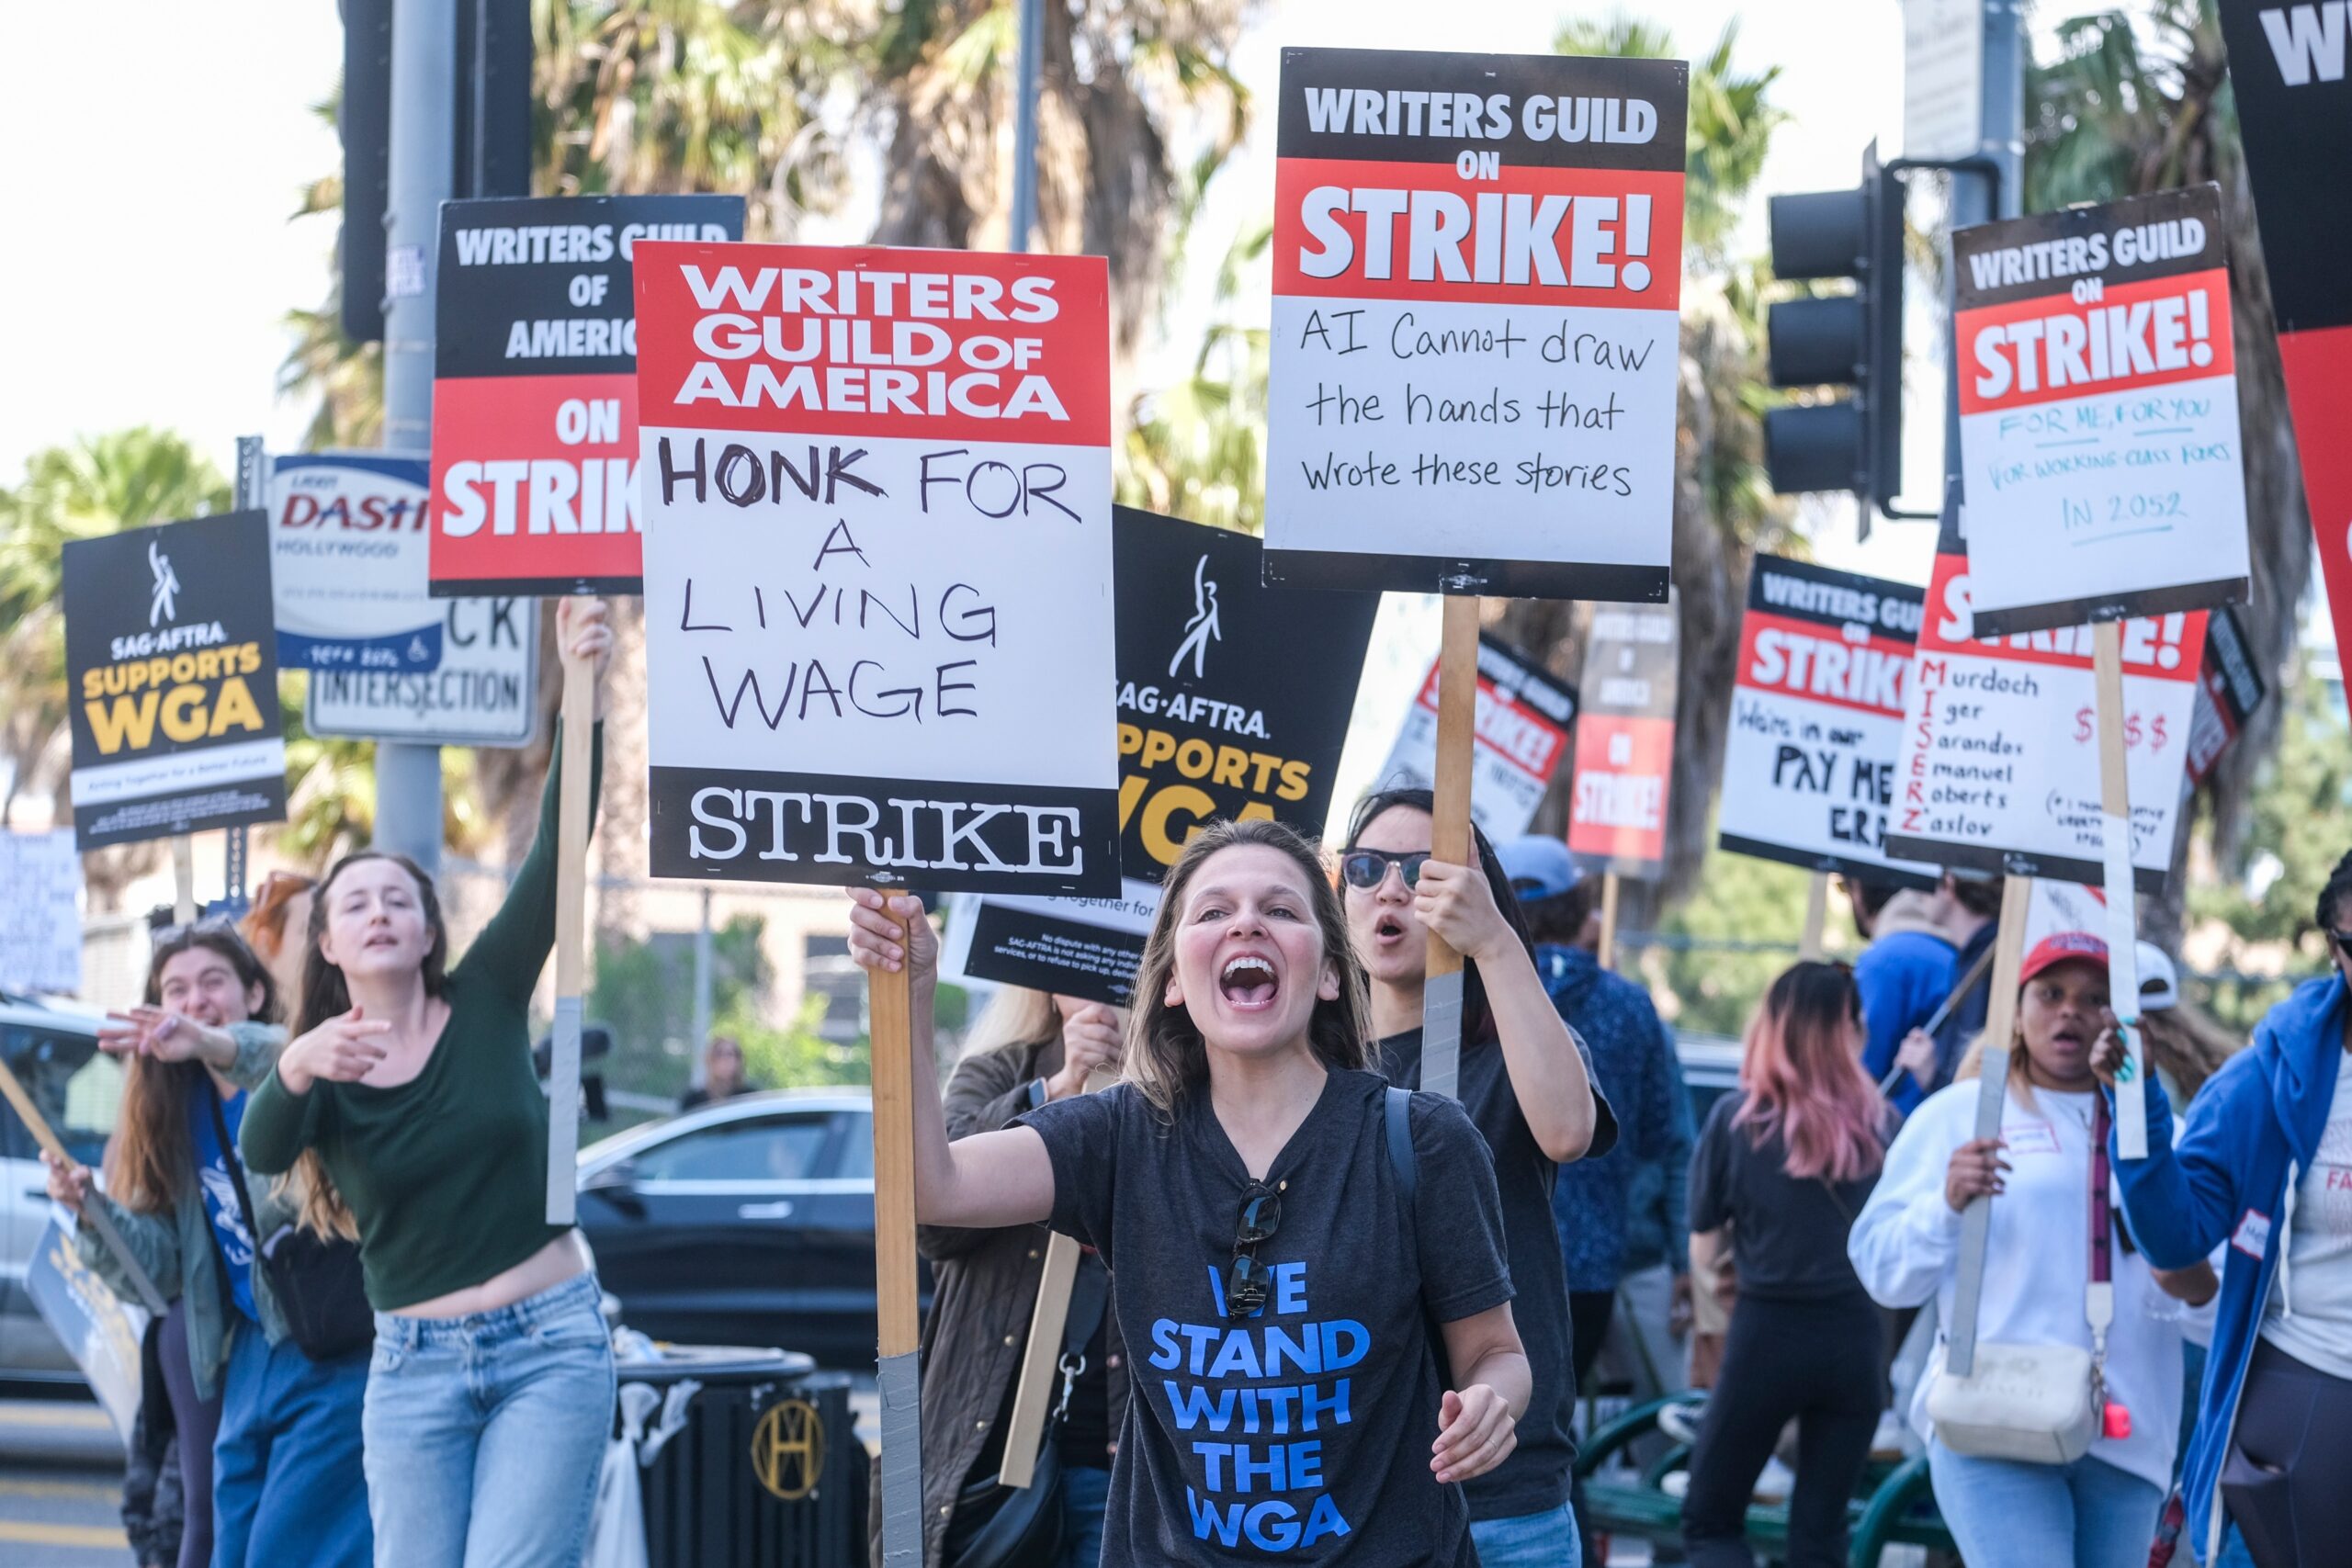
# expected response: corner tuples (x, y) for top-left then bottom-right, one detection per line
(41, 922), (370, 1568)
(1679, 962), (1891, 1568)
(1340, 790), (1605, 1567)
(848, 817), (1529, 1565)
(2096, 852), (2352, 1568)
(239, 598), (614, 1568)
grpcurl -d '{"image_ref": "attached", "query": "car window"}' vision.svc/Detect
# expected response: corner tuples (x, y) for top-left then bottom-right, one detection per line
(833, 1112), (874, 1179)
(2, 1025), (119, 1167)
(632, 1115), (832, 1183)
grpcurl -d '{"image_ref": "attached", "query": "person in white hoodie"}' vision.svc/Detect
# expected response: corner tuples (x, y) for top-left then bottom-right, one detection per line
(1849, 931), (2217, 1568)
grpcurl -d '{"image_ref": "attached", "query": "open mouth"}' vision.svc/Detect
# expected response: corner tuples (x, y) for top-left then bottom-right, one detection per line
(1374, 912), (1409, 943)
(1219, 954), (1279, 1010)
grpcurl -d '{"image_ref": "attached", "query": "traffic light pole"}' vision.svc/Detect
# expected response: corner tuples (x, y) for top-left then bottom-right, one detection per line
(374, 0), (455, 881)
(1943, 0), (2027, 496)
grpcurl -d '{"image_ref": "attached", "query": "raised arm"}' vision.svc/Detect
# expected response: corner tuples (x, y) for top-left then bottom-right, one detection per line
(450, 599), (611, 1003)
(846, 889), (1057, 1231)
(917, 1041), (1041, 1262)
(2097, 1016), (2250, 1269)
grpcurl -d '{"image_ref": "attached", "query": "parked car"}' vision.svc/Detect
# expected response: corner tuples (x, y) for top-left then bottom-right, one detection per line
(0, 990), (115, 1390)
(576, 1089), (924, 1368)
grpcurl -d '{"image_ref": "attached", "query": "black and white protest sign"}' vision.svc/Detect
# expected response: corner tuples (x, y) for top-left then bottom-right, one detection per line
(1952, 186), (2250, 636)
(1718, 557), (1938, 885)
(1374, 632), (1577, 840)
(944, 508), (1377, 1002)
(1262, 47), (1689, 599)
(305, 596), (540, 748)
(0, 831), (80, 995)
(632, 243), (1121, 896)
(63, 513), (286, 850)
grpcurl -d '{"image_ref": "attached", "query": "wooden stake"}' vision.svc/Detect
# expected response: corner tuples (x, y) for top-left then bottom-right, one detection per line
(1800, 871), (1829, 961)
(544, 651), (594, 1225)
(1001, 1065), (1117, 1489)
(1420, 593), (1482, 1100)
(2093, 621), (2149, 1159)
(868, 904), (923, 1567)
(170, 837), (195, 925)
(1597, 871), (1622, 972)
(0, 1054), (167, 1316)
(1945, 875), (2030, 1378)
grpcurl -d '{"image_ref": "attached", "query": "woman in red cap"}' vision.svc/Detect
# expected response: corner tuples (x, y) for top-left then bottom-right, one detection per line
(1849, 931), (2216, 1568)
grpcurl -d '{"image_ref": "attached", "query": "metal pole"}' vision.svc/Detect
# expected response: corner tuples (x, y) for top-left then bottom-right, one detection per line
(688, 886), (714, 1089)
(374, 0), (456, 879)
(1947, 0), (2026, 500)
(1009, 0), (1043, 253)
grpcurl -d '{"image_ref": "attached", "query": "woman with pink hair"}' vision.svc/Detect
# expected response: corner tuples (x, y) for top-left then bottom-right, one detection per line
(1679, 961), (1894, 1567)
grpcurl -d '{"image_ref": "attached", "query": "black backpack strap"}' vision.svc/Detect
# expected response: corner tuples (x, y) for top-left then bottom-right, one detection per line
(205, 1087), (266, 1252)
(1385, 1085), (1417, 1217)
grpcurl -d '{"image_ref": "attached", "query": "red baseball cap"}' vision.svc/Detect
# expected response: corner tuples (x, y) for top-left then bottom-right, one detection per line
(2018, 931), (2109, 984)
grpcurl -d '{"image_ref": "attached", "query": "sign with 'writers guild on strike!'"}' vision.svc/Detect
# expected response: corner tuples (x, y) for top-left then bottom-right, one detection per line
(429, 194), (746, 597)
(1718, 557), (1939, 886)
(631, 243), (1121, 895)
(944, 509), (1377, 1004)
(1952, 185), (2250, 636)
(1567, 599), (1678, 878)
(1884, 513), (2203, 891)
(1263, 48), (1688, 598)
(1375, 632), (1578, 840)
(62, 512), (287, 850)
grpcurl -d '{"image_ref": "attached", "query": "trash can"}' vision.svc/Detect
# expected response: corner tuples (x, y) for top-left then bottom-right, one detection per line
(621, 1347), (864, 1568)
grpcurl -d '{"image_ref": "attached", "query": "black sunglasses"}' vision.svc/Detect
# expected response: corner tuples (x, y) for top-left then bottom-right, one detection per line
(1223, 1181), (1283, 1320)
(1340, 850), (1430, 891)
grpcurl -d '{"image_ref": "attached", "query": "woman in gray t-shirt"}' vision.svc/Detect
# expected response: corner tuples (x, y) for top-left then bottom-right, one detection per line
(847, 817), (1527, 1565)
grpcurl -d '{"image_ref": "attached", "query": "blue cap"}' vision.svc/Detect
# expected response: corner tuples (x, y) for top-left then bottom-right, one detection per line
(1497, 835), (1582, 903)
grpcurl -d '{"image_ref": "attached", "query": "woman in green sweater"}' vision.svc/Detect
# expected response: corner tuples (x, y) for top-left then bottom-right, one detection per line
(241, 598), (613, 1568)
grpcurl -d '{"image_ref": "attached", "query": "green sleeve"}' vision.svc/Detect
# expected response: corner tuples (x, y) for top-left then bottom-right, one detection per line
(222, 1022), (288, 1094)
(74, 1193), (184, 1304)
(239, 1067), (328, 1178)
(449, 719), (604, 1005)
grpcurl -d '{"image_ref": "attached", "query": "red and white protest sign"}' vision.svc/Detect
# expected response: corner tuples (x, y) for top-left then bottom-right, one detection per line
(1568, 600), (1677, 877)
(1884, 517), (2204, 891)
(629, 243), (1120, 896)
(1951, 186), (2249, 637)
(1377, 632), (1577, 840)
(428, 195), (744, 596)
(1262, 48), (1688, 599)
(1717, 556), (1938, 885)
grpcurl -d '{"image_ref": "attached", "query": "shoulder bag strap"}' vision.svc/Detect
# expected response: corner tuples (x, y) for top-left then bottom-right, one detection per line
(205, 1087), (266, 1248)
(1385, 1085), (1418, 1215)
(2086, 1095), (2114, 1404)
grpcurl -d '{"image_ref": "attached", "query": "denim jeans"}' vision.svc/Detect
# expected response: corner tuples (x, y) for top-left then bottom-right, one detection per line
(1057, 1463), (1111, 1568)
(1928, 1441), (2164, 1568)
(1468, 1498), (1583, 1568)
(361, 1271), (615, 1568)
(212, 1317), (370, 1568)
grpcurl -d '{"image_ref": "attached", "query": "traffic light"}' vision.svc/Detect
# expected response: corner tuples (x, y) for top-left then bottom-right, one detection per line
(1764, 141), (1905, 515)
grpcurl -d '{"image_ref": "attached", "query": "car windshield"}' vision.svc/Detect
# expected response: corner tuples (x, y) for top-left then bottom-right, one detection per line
(633, 1115), (831, 1182)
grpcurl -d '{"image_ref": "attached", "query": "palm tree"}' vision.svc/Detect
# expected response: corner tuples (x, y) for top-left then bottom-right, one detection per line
(2026, 2), (2308, 887)
(1116, 214), (1269, 533)
(1488, 18), (1797, 908)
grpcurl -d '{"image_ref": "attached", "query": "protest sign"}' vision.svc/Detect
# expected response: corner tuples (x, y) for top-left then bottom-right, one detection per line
(631, 241), (1121, 897)
(306, 595), (539, 748)
(1567, 599), (1678, 879)
(944, 508), (1377, 1003)
(1883, 514), (2202, 891)
(0, 830), (80, 995)
(1951, 186), (2249, 637)
(1718, 557), (1938, 886)
(2185, 604), (2264, 788)
(2213, 1), (2352, 684)
(1374, 632), (1577, 840)
(63, 512), (286, 851)
(27, 1213), (146, 1446)
(269, 452), (440, 672)
(428, 195), (747, 597)
(1261, 47), (1688, 599)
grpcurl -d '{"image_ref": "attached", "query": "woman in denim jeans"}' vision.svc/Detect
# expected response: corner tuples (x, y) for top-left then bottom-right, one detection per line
(242, 600), (616, 1568)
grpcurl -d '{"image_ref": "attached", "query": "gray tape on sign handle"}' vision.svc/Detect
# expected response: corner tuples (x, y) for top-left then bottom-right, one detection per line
(546, 996), (582, 1226)
(1419, 969), (1463, 1100)
(1943, 1043), (2010, 1379)
(877, 1349), (924, 1567)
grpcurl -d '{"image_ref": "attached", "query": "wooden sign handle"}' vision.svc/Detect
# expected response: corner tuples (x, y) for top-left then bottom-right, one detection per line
(1420, 593), (1482, 1100)
(544, 651), (594, 1226)
(1946, 875), (2030, 1377)
(1800, 871), (1829, 961)
(2092, 621), (2149, 1159)
(0, 1054), (167, 1315)
(1000, 1066), (1117, 1489)
(869, 903), (924, 1567)
(1597, 871), (1622, 972)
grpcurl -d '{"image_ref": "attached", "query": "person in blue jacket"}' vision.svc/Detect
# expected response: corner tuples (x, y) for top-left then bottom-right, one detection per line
(2098, 852), (2352, 1568)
